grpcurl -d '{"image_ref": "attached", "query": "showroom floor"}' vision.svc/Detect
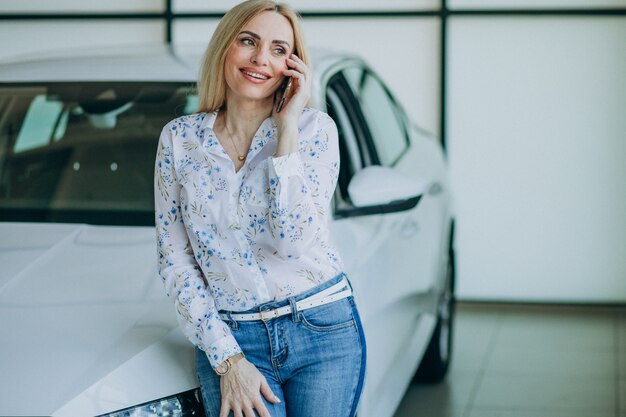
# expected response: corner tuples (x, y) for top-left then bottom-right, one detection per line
(394, 302), (626, 417)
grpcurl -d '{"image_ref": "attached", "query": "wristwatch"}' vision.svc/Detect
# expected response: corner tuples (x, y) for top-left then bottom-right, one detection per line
(215, 352), (245, 376)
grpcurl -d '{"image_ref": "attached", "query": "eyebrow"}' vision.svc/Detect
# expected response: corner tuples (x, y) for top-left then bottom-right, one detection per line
(239, 30), (291, 48)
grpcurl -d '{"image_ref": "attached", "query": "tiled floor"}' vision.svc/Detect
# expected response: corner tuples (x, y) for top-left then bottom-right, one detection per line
(394, 302), (626, 417)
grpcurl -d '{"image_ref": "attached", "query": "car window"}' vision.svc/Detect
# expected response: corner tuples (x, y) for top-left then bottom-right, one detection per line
(0, 84), (196, 226)
(342, 67), (408, 166)
(14, 94), (64, 153)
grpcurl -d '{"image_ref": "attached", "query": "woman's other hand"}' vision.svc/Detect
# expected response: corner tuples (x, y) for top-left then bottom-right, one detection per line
(219, 358), (281, 417)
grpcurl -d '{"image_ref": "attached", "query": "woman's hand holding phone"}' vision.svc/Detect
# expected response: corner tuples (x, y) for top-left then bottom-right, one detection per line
(273, 53), (312, 157)
(273, 54), (310, 120)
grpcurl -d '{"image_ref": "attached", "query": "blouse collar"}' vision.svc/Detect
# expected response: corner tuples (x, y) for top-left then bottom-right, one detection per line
(198, 109), (278, 163)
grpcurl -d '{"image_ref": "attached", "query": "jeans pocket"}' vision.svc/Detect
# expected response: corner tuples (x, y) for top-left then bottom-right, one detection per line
(299, 297), (356, 332)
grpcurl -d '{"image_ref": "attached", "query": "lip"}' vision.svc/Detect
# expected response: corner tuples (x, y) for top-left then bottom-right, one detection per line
(239, 67), (272, 83)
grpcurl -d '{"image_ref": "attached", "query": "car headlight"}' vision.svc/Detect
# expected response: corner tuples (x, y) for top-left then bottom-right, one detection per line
(97, 388), (204, 417)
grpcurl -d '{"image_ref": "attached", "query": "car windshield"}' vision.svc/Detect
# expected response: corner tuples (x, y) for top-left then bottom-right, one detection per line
(0, 83), (197, 226)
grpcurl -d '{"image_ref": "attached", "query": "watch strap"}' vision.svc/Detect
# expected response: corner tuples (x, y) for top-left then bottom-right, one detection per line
(215, 352), (245, 376)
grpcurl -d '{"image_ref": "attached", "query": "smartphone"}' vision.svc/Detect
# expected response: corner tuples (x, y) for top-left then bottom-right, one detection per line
(275, 76), (293, 113)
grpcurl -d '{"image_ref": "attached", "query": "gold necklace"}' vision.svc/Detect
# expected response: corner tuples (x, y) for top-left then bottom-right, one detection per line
(223, 121), (246, 161)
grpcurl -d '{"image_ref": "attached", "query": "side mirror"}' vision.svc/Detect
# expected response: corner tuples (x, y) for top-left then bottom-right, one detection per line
(335, 165), (427, 218)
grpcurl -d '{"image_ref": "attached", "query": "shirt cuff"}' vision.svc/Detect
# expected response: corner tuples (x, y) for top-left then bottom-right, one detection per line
(206, 334), (243, 369)
(271, 152), (304, 178)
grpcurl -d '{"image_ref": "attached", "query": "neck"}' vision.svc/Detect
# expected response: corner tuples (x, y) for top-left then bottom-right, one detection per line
(221, 93), (274, 139)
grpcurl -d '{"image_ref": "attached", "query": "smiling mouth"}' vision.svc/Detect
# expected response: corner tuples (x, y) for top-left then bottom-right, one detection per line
(240, 69), (270, 80)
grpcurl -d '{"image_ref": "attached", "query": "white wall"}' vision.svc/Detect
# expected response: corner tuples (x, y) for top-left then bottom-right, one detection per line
(0, 0), (164, 13)
(450, 0), (623, 8)
(0, 21), (164, 60)
(174, 0), (439, 12)
(448, 17), (626, 302)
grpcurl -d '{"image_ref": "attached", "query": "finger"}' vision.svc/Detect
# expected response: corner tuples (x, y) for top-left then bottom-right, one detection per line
(286, 62), (311, 80)
(232, 408), (244, 417)
(219, 403), (231, 417)
(260, 378), (281, 403)
(282, 69), (305, 83)
(286, 57), (307, 73)
(252, 398), (272, 417)
(281, 71), (305, 94)
(243, 404), (258, 417)
(290, 53), (305, 64)
(290, 54), (311, 75)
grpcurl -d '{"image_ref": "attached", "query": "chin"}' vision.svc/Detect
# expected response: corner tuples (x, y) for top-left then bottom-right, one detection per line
(236, 87), (275, 103)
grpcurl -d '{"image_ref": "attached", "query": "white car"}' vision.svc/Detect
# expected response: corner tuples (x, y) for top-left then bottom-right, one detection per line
(0, 45), (455, 417)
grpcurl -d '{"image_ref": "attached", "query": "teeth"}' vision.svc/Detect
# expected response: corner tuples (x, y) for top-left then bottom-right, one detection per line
(242, 70), (269, 80)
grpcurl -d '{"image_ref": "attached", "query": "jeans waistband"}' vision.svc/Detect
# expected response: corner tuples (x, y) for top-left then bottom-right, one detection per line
(220, 272), (348, 315)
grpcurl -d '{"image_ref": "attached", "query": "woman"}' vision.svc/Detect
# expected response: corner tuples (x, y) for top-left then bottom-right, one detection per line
(154, 1), (366, 416)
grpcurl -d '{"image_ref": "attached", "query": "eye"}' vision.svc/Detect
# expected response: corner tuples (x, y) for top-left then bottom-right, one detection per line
(273, 47), (287, 55)
(240, 37), (255, 46)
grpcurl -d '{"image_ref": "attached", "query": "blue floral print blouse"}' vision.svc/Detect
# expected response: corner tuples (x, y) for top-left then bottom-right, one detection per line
(154, 107), (344, 369)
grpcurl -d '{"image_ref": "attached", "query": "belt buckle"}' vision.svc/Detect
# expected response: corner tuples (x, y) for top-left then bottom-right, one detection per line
(259, 309), (274, 322)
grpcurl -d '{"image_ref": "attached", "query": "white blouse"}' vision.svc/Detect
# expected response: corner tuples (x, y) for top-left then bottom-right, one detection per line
(154, 107), (344, 368)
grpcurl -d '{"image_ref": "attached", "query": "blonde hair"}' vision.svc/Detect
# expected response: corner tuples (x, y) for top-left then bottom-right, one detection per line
(197, 0), (312, 113)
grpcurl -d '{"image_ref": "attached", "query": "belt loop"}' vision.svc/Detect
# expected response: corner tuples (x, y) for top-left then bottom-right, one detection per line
(289, 296), (300, 323)
(344, 273), (353, 292)
(225, 311), (238, 330)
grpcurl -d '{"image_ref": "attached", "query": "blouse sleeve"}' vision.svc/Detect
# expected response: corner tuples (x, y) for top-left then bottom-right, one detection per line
(267, 111), (340, 259)
(154, 124), (242, 369)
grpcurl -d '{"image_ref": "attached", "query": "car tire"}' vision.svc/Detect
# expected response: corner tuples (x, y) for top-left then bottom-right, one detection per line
(413, 243), (455, 384)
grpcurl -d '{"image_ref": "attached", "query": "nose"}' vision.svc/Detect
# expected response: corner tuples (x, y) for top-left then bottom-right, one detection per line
(250, 47), (270, 66)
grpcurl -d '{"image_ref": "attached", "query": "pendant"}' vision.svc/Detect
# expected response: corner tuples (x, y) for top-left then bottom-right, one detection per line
(238, 155), (245, 161)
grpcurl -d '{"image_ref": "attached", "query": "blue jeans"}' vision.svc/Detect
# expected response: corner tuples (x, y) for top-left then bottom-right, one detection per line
(195, 273), (367, 417)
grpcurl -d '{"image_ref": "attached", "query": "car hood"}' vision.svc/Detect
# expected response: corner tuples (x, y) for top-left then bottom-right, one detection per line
(0, 222), (193, 416)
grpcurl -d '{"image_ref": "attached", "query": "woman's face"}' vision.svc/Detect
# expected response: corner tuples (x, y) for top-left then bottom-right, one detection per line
(223, 11), (295, 104)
